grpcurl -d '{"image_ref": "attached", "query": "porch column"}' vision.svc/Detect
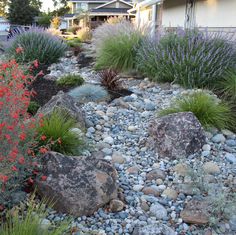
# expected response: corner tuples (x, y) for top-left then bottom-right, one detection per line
(151, 4), (157, 36)
(136, 6), (141, 27)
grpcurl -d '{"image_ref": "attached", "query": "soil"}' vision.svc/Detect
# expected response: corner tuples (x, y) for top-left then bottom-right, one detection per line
(108, 89), (133, 102)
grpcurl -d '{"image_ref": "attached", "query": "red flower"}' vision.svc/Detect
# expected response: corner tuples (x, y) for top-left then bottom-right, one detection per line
(41, 175), (47, 181)
(28, 178), (34, 184)
(19, 133), (26, 141)
(16, 47), (24, 54)
(33, 60), (39, 68)
(12, 166), (18, 171)
(39, 147), (48, 154)
(41, 135), (47, 141)
(18, 157), (25, 164)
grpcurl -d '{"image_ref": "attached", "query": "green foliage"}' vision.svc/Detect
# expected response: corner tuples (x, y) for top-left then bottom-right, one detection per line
(8, 0), (40, 25)
(0, 195), (70, 235)
(56, 74), (84, 87)
(136, 30), (236, 88)
(218, 70), (236, 103)
(37, 111), (85, 155)
(7, 28), (67, 65)
(38, 14), (52, 27)
(69, 84), (109, 103)
(159, 91), (235, 130)
(95, 33), (142, 72)
(66, 38), (81, 48)
(67, 26), (81, 35)
(27, 101), (40, 115)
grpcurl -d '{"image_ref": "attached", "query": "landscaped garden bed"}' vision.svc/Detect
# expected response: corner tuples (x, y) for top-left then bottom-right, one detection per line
(0, 22), (236, 235)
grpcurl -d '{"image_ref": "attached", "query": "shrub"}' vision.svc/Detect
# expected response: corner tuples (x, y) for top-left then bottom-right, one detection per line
(99, 69), (121, 91)
(0, 60), (41, 207)
(69, 84), (109, 103)
(67, 25), (81, 34)
(136, 29), (236, 88)
(218, 69), (236, 103)
(51, 16), (61, 29)
(0, 195), (70, 235)
(76, 27), (92, 42)
(7, 28), (67, 65)
(28, 101), (40, 115)
(38, 14), (52, 28)
(159, 90), (235, 130)
(37, 111), (85, 155)
(56, 74), (84, 87)
(95, 33), (142, 72)
(107, 16), (126, 24)
(66, 38), (81, 48)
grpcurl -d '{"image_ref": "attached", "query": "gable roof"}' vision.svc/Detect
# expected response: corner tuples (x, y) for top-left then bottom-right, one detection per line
(95, 0), (133, 9)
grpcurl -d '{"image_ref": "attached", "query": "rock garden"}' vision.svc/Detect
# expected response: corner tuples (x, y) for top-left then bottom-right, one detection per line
(0, 20), (236, 235)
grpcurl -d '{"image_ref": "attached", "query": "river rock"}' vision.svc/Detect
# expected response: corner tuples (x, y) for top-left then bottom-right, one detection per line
(133, 224), (176, 235)
(36, 151), (118, 217)
(149, 112), (206, 159)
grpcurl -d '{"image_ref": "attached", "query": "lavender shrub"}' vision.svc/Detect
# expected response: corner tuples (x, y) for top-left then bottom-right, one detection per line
(136, 29), (236, 88)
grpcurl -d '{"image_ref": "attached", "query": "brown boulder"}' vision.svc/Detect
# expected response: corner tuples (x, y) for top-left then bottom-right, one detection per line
(36, 152), (118, 216)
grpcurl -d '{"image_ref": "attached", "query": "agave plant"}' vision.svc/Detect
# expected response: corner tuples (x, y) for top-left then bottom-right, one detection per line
(68, 84), (109, 103)
(99, 69), (121, 91)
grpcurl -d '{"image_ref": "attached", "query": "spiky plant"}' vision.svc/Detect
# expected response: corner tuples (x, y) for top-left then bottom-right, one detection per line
(159, 91), (235, 130)
(218, 70), (236, 102)
(37, 111), (85, 155)
(99, 69), (121, 91)
(7, 28), (67, 65)
(0, 194), (71, 235)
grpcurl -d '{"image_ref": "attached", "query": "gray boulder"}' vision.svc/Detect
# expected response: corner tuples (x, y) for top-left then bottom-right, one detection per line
(36, 152), (118, 216)
(36, 91), (85, 128)
(149, 112), (206, 159)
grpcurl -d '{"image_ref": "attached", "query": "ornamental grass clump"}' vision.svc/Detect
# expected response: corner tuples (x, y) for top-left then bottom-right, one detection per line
(0, 59), (45, 208)
(37, 111), (85, 155)
(159, 90), (235, 130)
(7, 28), (67, 66)
(136, 29), (236, 88)
(0, 194), (70, 235)
(93, 21), (145, 72)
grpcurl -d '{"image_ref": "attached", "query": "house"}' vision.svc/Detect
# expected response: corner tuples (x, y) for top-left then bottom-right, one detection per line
(129, 0), (236, 35)
(64, 0), (134, 28)
(0, 17), (10, 33)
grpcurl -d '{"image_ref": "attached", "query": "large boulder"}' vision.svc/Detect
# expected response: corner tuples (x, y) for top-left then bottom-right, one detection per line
(149, 112), (206, 159)
(36, 152), (118, 216)
(36, 91), (85, 128)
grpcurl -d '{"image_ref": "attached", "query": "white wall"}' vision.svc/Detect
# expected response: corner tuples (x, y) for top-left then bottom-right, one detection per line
(162, 0), (236, 28)
(162, 0), (186, 27)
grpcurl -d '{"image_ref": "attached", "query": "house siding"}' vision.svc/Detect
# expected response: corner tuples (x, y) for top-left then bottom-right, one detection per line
(162, 0), (236, 28)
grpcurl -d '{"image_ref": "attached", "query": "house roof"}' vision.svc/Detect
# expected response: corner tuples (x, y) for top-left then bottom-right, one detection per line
(91, 8), (130, 13)
(95, 0), (133, 9)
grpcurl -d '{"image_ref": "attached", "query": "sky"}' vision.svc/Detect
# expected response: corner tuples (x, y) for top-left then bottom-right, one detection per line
(41, 0), (55, 12)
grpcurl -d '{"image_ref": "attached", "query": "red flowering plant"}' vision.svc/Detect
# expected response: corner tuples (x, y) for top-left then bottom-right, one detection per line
(0, 58), (47, 208)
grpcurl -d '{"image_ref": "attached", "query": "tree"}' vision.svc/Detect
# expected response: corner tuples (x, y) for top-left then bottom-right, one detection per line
(30, 0), (42, 11)
(8, 0), (40, 25)
(0, 0), (8, 17)
(52, 0), (68, 7)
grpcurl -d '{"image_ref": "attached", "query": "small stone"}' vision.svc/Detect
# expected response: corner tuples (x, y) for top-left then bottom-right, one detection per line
(202, 144), (211, 151)
(145, 102), (156, 111)
(173, 163), (189, 176)
(149, 203), (167, 220)
(146, 169), (166, 181)
(225, 153), (236, 164)
(133, 185), (144, 191)
(156, 179), (164, 185)
(162, 188), (178, 200)
(88, 127), (95, 133)
(126, 166), (140, 174)
(202, 151), (210, 157)
(212, 134), (226, 143)
(109, 199), (124, 212)
(229, 215), (236, 231)
(226, 139), (236, 147)
(222, 129), (234, 137)
(203, 162), (220, 175)
(140, 201), (150, 211)
(40, 219), (51, 230)
(128, 126), (137, 132)
(142, 187), (160, 197)
(112, 152), (125, 164)
(178, 184), (201, 195)
(103, 136), (114, 145)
